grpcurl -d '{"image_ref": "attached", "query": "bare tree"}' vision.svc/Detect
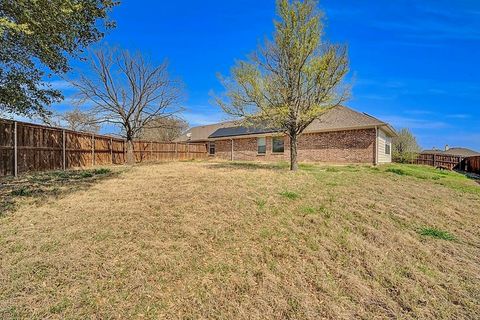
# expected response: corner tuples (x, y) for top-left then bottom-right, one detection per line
(216, 0), (349, 170)
(72, 48), (183, 163)
(137, 117), (188, 142)
(48, 107), (101, 133)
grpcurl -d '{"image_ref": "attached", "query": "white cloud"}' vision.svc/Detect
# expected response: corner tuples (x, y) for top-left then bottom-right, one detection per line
(446, 114), (470, 119)
(45, 80), (75, 90)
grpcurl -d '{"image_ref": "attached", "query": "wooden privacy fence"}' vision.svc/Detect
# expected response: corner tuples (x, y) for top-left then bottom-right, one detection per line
(412, 153), (464, 170)
(0, 118), (207, 177)
(463, 156), (480, 174)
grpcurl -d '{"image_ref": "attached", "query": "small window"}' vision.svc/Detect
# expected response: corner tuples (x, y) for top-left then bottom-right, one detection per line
(209, 142), (215, 155)
(257, 137), (266, 154)
(385, 143), (391, 155)
(272, 136), (284, 153)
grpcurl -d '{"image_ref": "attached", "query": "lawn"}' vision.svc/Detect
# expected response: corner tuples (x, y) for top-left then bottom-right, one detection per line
(0, 161), (479, 319)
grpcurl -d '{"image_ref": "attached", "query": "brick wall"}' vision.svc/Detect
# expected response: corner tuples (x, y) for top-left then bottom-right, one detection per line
(214, 128), (376, 164)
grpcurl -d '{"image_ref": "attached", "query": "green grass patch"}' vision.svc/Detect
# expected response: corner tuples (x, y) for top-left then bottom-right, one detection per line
(386, 168), (407, 176)
(279, 191), (300, 200)
(79, 172), (94, 178)
(255, 198), (267, 209)
(92, 168), (111, 175)
(301, 206), (317, 215)
(382, 164), (479, 195)
(419, 227), (455, 241)
(10, 187), (33, 197)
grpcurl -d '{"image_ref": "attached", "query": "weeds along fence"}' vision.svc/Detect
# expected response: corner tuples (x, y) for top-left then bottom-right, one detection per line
(0, 118), (207, 177)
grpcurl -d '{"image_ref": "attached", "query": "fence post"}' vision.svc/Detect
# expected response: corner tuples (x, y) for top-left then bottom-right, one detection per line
(175, 142), (178, 160)
(187, 143), (189, 160)
(150, 141), (153, 161)
(124, 140), (127, 164)
(91, 133), (95, 166)
(13, 121), (18, 177)
(433, 153), (436, 167)
(110, 138), (113, 164)
(62, 130), (66, 171)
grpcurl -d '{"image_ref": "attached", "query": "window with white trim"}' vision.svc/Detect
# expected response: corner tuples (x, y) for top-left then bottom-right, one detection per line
(385, 142), (391, 155)
(257, 137), (266, 154)
(272, 136), (284, 153)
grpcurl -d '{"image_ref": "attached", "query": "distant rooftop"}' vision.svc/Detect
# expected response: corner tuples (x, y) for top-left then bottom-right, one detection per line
(422, 147), (480, 157)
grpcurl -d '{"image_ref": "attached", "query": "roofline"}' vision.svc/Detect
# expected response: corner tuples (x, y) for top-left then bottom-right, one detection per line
(379, 124), (397, 137)
(209, 131), (285, 140)
(209, 125), (397, 140)
(208, 128), (282, 139)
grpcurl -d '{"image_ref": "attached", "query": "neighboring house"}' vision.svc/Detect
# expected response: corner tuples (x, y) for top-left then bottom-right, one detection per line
(422, 146), (480, 157)
(175, 105), (397, 164)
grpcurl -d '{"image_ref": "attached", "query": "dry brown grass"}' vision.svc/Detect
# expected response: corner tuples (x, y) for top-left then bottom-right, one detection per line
(0, 161), (479, 319)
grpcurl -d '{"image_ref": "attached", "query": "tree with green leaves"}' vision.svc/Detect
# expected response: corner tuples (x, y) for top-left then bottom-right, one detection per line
(392, 128), (421, 163)
(0, 0), (117, 118)
(217, 0), (349, 171)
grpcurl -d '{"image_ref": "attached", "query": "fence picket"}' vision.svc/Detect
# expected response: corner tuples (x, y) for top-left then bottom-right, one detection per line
(0, 118), (207, 177)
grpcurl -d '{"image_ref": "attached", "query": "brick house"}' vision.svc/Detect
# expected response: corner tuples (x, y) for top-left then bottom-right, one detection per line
(175, 106), (397, 164)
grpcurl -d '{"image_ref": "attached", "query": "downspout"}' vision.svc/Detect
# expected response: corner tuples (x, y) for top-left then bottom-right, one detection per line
(374, 126), (379, 165)
(231, 139), (234, 161)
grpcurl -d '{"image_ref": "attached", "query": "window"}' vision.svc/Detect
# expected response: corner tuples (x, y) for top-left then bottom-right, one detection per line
(272, 136), (284, 153)
(209, 142), (215, 155)
(257, 137), (266, 154)
(385, 142), (391, 155)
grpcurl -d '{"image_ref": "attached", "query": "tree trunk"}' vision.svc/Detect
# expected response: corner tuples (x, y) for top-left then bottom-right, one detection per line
(290, 133), (298, 171)
(126, 139), (135, 164)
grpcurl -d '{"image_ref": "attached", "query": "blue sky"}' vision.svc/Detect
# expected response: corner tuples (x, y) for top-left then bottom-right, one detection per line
(50, 0), (480, 150)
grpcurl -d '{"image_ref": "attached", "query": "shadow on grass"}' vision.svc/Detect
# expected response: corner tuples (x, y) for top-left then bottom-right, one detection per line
(0, 168), (120, 216)
(457, 170), (480, 185)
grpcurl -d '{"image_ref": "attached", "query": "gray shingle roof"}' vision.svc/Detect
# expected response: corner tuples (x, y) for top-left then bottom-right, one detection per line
(209, 126), (281, 138)
(207, 106), (395, 139)
(177, 106), (396, 141)
(304, 105), (385, 132)
(174, 120), (239, 142)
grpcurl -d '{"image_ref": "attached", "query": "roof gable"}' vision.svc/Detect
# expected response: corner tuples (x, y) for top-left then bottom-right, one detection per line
(305, 105), (385, 132)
